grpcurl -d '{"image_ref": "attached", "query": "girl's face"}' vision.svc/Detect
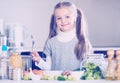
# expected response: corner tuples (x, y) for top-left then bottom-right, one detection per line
(54, 7), (76, 32)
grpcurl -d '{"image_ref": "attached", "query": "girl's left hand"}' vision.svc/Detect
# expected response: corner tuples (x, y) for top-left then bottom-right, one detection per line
(61, 70), (72, 76)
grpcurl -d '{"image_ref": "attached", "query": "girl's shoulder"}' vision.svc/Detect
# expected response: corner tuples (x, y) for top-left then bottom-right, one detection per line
(48, 36), (57, 42)
(46, 36), (58, 44)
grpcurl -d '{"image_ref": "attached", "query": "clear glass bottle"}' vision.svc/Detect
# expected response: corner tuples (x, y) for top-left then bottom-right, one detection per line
(0, 45), (8, 80)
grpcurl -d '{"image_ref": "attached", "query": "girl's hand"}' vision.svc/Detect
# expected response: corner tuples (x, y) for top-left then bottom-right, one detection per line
(31, 51), (41, 63)
(61, 70), (71, 76)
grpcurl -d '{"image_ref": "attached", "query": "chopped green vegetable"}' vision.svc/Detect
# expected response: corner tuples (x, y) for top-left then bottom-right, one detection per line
(57, 76), (67, 81)
(80, 62), (102, 80)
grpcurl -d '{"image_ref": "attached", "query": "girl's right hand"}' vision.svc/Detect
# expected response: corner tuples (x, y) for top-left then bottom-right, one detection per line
(30, 51), (41, 63)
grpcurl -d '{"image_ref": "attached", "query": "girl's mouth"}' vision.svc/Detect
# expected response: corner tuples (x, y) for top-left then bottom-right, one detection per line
(61, 23), (69, 27)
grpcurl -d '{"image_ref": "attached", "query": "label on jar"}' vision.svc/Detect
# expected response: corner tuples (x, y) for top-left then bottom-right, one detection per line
(12, 68), (22, 80)
(0, 59), (8, 80)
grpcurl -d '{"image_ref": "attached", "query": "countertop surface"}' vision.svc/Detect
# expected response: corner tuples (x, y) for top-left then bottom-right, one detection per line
(1, 71), (119, 83)
(0, 80), (120, 83)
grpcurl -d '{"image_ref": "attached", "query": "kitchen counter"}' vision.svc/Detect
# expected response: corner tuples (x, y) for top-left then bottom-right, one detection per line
(0, 80), (120, 83)
(1, 70), (119, 83)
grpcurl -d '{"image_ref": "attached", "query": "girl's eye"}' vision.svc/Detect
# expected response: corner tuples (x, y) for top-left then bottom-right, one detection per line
(56, 17), (61, 20)
(66, 16), (70, 19)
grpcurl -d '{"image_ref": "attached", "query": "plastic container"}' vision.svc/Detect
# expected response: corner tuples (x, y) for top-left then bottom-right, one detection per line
(80, 54), (107, 78)
(0, 45), (8, 80)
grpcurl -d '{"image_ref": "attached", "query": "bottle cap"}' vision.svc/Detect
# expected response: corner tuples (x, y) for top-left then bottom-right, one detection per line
(2, 45), (7, 51)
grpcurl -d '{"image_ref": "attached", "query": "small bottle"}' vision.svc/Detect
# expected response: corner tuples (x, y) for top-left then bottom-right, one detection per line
(105, 50), (116, 80)
(116, 50), (120, 80)
(0, 45), (8, 80)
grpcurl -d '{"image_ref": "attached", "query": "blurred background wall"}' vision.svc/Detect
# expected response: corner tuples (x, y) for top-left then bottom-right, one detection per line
(0, 0), (120, 51)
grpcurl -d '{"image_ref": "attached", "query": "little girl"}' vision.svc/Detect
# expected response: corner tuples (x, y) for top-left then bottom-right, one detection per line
(31, 1), (93, 71)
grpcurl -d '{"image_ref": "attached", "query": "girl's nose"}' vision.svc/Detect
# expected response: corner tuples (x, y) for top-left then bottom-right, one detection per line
(61, 18), (66, 23)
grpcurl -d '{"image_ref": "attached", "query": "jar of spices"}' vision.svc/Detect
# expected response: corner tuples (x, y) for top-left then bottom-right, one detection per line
(9, 52), (22, 80)
(105, 50), (116, 80)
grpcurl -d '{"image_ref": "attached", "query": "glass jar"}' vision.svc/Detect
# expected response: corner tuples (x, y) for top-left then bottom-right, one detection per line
(80, 54), (107, 78)
(9, 52), (22, 80)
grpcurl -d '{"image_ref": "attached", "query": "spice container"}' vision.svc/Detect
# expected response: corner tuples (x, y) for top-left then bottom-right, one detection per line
(105, 50), (116, 80)
(9, 52), (22, 80)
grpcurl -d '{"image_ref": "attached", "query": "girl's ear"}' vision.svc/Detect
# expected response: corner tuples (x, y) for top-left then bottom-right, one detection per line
(74, 13), (78, 23)
(74, 18), (77, 23)
(74, 17), (77, 24)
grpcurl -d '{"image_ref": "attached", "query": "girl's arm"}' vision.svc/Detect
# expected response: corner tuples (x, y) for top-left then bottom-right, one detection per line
(32, 39), (53, 70)
(31, 51), (51, 70)
(35, 55), (51, 70)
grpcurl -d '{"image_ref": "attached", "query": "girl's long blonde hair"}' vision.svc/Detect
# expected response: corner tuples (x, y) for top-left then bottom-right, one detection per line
(47, 1), (92, 60)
